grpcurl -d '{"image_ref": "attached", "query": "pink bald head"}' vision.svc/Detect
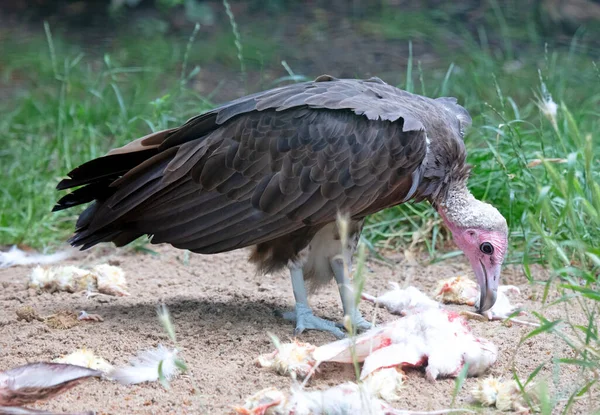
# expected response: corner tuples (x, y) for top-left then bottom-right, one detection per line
(438, 190), (508, 312)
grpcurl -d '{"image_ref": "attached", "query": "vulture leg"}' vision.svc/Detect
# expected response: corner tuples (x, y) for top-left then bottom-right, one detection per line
(285, 267), (346, 339)
(330, 256), (372, 332)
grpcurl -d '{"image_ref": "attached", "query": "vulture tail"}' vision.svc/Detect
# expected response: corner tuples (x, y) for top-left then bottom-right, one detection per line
(53, 130), (181, 250)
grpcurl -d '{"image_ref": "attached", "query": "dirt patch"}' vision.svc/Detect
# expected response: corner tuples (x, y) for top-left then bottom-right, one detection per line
(0, 245), (596, 414)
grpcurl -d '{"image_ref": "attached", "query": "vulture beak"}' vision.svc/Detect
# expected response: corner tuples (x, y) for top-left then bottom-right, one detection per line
(476, 260), (500, 313)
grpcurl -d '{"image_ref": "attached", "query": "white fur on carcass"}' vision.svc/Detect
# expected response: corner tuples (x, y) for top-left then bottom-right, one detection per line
(255, 344), (404, 402)
(234, 387), (289, 415)
(484, 285), (523, 320)
(313, 308), (498, 381)
(433, 276), (479, 306)
(0, 246), (71, 268)
(362, 282), (441, 315)
(289, 383), (397, 415)
(109, 345), (180, 385)
(234, 383), (400, 415)
(433, 276), (523, 320)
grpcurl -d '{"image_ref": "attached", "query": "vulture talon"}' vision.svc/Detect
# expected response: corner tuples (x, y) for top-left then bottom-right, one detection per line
(346, 312), (372, 333)
(286, 304), (346, 339)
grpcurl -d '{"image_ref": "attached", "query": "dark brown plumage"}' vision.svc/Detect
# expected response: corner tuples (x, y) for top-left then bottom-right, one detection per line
(55, 75), (469, 257)
(54, 75), (479, 337)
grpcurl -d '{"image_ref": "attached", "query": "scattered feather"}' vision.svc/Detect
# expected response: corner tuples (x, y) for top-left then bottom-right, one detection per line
(0, 246), (71, 269)
(54, 349), (114, 374)
(363, 367), (405, 402)
(470, 377), (502, 406)
(92, 264), (130, 296)
(28, 264), (129, 297)
(0, 363), (101, 406)
(362, 283), (440, 315)
(109, 345), (180, 385)
(256, 340), (316, 380)
(471, 377), (539, 414)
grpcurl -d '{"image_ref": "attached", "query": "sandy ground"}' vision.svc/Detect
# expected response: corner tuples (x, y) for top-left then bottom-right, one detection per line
(0, 244), (598, 415)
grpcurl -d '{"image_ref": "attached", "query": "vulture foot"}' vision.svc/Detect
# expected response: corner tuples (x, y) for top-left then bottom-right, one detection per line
(346, 310), (373, 333)
(283, 304), (345, 339)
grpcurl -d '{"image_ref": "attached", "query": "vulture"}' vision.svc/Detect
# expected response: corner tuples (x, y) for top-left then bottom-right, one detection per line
(54, 75), (508, 339)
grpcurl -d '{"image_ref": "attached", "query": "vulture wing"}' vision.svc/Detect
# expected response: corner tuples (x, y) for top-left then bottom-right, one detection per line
(55, 76), (468, 253)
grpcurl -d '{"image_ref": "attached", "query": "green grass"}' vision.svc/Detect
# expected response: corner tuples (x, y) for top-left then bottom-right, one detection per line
(1, 4), (599, 412)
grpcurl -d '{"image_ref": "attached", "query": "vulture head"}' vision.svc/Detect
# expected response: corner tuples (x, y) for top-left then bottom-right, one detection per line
(439, 190), (508, 313)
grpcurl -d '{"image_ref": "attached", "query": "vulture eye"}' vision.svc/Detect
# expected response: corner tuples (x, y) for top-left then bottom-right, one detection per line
(480, 242), (494, 255)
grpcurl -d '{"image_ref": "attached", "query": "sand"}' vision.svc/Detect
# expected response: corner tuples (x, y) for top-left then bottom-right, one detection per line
(0, 244), (597, 414)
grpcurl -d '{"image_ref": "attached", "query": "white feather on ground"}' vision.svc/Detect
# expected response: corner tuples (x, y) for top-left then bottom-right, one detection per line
(471, 377), (539, 414)
(362, 367), (405, 402)
(91, 264), (130, 296)
(28, 264), (130, 296)
(256, 340), (316, 380)
(109, 345), (180, 385)
(0, 246), (71, 268)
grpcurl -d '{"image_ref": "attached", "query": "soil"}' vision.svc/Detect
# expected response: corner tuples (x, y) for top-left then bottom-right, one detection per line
(0, 244), (597, 415)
